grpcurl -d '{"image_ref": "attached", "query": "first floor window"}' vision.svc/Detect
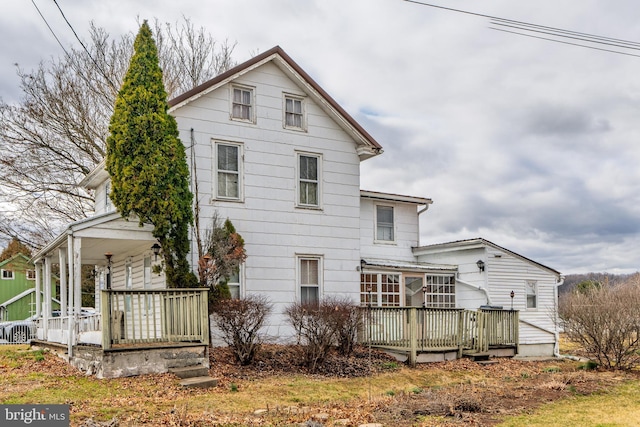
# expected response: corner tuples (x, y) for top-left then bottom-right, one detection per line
(227, 267), (241, 299)
(1, 269), (13, 280)
(299, 257), (321, 305)
(360, 273), (401, 307)
(376, 205), (395, 242)
(526, 281), (537, 309)
(424, 275), (456, 308)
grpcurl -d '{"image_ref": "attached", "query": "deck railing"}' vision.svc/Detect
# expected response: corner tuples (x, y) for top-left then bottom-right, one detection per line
(360, 306), (519, 365)
(101, 289), (209, 350)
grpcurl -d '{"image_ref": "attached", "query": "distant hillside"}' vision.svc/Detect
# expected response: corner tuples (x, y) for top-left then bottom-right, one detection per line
(560, 272), (637, 294)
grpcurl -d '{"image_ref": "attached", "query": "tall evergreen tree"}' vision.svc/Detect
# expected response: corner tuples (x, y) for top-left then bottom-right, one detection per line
(0, 237), (32, 262)
(106, 21), (197, 288)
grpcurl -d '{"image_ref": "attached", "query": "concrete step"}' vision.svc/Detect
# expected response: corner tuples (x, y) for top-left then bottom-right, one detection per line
(169, 365), (209, 379)
(464, 352), (491, 362)
(179, 376), (218, 389)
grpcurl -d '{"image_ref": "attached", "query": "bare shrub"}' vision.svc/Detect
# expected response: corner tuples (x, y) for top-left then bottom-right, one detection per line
(326, 297), (362, 356)
(211, 294), (272, 365)
(284, 301), (336, 371)
(559, 276), (640, 370)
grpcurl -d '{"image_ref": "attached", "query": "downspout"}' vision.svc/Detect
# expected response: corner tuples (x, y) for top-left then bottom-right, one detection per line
(456, 275), (493, 305)
(554, 275), (565, 358)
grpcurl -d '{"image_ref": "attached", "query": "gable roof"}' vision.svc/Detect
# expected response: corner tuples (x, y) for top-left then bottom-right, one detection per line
(168, 46), (383, 159)
(0, 253), (31, 269)
(414, 238), (562, 276)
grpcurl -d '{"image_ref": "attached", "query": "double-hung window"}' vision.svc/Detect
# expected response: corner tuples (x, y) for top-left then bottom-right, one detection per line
(227, 267), (241, 300)
(299, 256), (321, 305)
(376, 205), (395, 242)
(1, 269), (13, 280)
(215, 142), (242, 200)
(284, 95), (304, 130)
(26, 270), (36, 280)
(231, 86), (254, 122)
(298, 153), (320, 207)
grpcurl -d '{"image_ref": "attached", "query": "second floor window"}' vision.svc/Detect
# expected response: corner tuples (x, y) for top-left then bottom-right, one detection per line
(232, 86), (253, 121)
(1, 269), (14, 280)
(216, 143), (241, 200)
(298, 154), (320, 207)
(526, 281), (537, 309)
(376, 205), (395, 241)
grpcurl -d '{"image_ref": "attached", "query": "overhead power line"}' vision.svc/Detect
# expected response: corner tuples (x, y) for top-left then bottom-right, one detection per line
(403, 0), (640, 58)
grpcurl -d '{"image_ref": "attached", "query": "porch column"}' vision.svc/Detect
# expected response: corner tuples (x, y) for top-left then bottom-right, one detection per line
(67, 235), (75, 357)
(34, 261), (42, 318)
(73, 237), (82, 315)
(43, 256), (52, 337)
(58, 248), (67, 316)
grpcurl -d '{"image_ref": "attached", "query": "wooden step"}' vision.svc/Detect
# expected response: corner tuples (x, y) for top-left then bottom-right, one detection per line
(169, 365), (209, 379)
(465, 352), (490, 362)
(179, 376), (218, 389)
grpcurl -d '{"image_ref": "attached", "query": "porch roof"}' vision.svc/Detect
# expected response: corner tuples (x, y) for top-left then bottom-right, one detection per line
(361, 258), (457, 274)
(32, 212), (156, 265)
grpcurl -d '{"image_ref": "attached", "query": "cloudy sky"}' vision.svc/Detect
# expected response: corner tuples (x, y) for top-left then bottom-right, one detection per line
(2, 0), (640, 275)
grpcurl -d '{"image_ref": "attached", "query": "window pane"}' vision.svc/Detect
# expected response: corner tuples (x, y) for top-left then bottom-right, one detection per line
(218, 172), (239, 198)
(300, 156), (317, 180)
(218, 145), (238, 171)
(301, 286), (319, 305)
(301, 259), (319, 285)
(376, 206), (394, 241)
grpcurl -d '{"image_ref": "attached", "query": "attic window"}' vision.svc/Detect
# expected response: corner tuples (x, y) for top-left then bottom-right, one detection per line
(1, 269), (14, 280)
(284, 94), (305, 130)
(231, 85), (254, 122)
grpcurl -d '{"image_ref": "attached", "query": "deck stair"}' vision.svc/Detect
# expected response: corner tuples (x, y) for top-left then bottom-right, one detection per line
(169, 365), (218, 389)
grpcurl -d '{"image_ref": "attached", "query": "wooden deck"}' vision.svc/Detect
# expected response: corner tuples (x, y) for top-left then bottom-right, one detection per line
(360, 307), (519, 365)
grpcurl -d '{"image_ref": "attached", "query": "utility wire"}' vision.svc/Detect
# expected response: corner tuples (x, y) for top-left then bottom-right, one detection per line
(403, 0), (640, 57)
(51, 0), (119, 91)
(31, 0), (72, 59)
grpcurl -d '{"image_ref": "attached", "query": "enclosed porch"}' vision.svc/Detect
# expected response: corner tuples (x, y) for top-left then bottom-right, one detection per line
(360, 307), (519, 365)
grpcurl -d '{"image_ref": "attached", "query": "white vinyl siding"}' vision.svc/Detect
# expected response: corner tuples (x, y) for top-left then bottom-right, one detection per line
(298, 153), (321, 208)
(376, 205), (395, 242)
(215, 142), (242, 200)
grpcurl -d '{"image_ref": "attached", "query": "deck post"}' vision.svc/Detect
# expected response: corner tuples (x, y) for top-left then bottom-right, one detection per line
(408, 308), (417, 367)
(101, 291), (111, 350)
(457, 310), (465, 358)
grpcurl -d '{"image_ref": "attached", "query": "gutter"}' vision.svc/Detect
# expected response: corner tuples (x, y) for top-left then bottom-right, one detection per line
(455, 276), (492, 305)
(553, 275), (565, 357)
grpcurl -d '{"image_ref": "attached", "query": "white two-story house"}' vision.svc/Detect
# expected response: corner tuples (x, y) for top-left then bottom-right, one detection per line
(31, 46), (562, 377)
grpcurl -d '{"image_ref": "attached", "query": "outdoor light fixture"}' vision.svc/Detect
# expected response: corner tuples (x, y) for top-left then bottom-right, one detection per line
(422, 284), (428, 307)
(151, 242), (161, 260)
(510, 290), (515, 310)
(359, 259), (366, 272)
(476, 259), (485, 272)
(104, 252), (113, 290)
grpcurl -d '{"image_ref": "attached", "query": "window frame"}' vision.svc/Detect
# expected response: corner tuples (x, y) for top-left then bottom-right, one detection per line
(297, 255), (322, 305)
(360, 273), (402, 307)
(375, 204), (396, 243)
(230, 84), (255, 123)
(1, 269), (14, 280)
(296, 152), (322, 209)
(526, 280), (538, 310)
(226, 266), (243, 300)
(423, 274), (456, 308)
(213, 140), (244, 201)
(26, 270), (36, 281)
(283, 93), (306, 131)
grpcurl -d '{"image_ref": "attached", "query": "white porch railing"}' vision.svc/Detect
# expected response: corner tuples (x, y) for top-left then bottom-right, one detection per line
(101, 289), (209, 350)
